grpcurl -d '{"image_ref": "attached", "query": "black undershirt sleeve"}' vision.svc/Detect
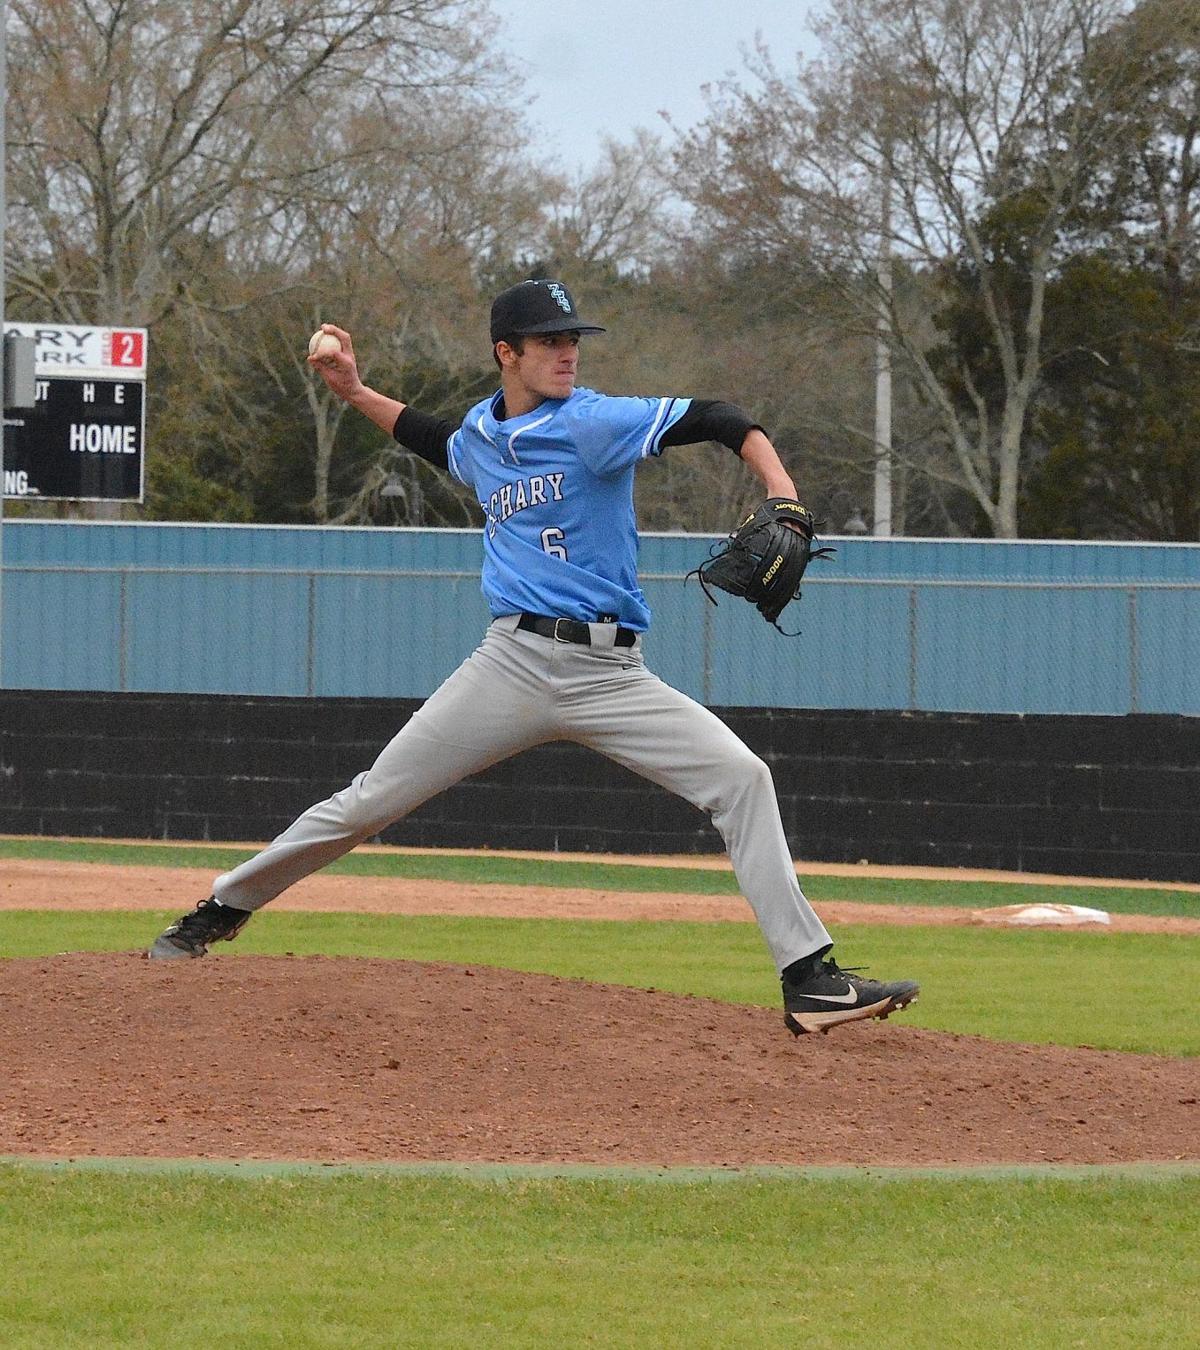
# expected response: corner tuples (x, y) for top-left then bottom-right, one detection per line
(658, 400), (763, 455)
(392, 406), (457, 471)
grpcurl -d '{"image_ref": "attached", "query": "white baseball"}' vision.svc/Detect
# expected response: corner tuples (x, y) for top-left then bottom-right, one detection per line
(308, 330), (341, 359)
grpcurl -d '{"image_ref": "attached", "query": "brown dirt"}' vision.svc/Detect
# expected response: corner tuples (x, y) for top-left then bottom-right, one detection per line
(2, 853), (1197, 1168)
(2, 858), (1197, 934)
(2, 952), (1197, 1167)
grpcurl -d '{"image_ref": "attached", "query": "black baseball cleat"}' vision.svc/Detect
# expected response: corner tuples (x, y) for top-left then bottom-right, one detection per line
(148, 897), (251, 960)
(782, 954), (919, 1036)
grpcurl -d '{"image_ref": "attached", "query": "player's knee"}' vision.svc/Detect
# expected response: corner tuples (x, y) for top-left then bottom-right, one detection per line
(343, 768), (420, 836)
(334, 771), (383, 827)
(729, 746), (775, 798)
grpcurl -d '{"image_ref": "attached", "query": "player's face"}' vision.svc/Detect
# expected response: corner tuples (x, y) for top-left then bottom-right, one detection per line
(509, 333), (580, 403)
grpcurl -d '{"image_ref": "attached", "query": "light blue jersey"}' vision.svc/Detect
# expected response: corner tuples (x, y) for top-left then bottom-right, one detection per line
(445, 387), (691, 630)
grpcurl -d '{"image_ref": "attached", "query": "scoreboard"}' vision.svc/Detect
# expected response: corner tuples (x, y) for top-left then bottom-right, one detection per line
(3, 323), (148, 502)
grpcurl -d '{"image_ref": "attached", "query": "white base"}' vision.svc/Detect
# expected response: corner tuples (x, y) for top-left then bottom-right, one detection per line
(972, 902), (1111, 927)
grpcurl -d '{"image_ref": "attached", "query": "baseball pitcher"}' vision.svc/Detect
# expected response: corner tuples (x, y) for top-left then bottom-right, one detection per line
(149, 280), (918, 1036)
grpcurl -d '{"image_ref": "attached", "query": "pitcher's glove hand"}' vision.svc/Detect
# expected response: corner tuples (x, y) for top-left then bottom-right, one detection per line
(687, 498), (836, 634)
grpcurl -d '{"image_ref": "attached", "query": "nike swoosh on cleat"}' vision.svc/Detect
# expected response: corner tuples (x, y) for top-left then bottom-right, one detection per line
(803, 987), (859, 1005)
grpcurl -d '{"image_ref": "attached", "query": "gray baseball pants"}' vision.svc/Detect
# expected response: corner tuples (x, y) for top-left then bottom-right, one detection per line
(212, 616), (832, 971)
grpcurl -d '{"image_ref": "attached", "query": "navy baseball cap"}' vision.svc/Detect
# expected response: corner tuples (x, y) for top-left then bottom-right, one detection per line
(490, 279), (606, 343)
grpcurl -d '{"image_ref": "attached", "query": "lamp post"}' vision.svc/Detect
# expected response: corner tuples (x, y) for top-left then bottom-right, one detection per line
(873, 159), (893, 538)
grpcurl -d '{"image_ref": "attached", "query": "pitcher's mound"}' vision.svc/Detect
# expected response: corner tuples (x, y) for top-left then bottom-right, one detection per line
(1, 954), (1196, 1167)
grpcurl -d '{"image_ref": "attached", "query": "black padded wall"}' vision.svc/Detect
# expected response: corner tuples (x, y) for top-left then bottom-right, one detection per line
(1, 690), (1196, 882)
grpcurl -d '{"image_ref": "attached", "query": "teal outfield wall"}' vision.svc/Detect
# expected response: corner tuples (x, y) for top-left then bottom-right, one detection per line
(2, 520), (1198, 714)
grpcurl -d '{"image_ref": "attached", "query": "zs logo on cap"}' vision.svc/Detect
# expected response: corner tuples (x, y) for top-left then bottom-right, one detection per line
(546, 282), (573, 314)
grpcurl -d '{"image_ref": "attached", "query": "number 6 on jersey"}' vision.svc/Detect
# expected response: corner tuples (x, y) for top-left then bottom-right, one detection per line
(541, 527), (568, 561)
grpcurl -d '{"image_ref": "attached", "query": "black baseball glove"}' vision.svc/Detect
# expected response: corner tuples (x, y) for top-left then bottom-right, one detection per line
(687, 498), (835, 634)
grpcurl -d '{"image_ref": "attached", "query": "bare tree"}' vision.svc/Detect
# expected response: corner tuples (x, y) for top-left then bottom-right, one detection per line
(674, 0), (1184, 536)
(5, 0), (502, 326)
(181, 92), (551, 521)
(541, 132), (678, 272)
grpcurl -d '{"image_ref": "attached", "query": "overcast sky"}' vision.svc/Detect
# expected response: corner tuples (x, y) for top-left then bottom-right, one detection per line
(488, 0), (822, 174)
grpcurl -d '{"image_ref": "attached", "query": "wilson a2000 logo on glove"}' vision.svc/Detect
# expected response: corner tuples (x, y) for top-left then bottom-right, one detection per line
(687, 498), (836, 634)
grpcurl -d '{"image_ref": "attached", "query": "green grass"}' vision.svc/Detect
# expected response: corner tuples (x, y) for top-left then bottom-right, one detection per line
(5, 848), (1197, 1346)
(2, 835), (1197, 916)
(3, 909), (1197, 1055)
(2, 1165), (1197, 1348)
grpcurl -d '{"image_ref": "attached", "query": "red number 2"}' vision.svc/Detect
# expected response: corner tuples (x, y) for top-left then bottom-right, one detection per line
(110, 330), (144, 367)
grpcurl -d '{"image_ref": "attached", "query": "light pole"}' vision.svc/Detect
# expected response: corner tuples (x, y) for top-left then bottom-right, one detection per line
(873, 160), (893, 538)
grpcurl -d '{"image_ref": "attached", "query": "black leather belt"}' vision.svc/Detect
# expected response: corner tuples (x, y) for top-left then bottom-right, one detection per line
(517, 613), (637, 647)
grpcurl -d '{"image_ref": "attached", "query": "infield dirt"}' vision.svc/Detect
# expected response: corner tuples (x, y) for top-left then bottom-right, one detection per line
(2, 952), (1198, 1168)
(4, 854), (1198, 1167)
